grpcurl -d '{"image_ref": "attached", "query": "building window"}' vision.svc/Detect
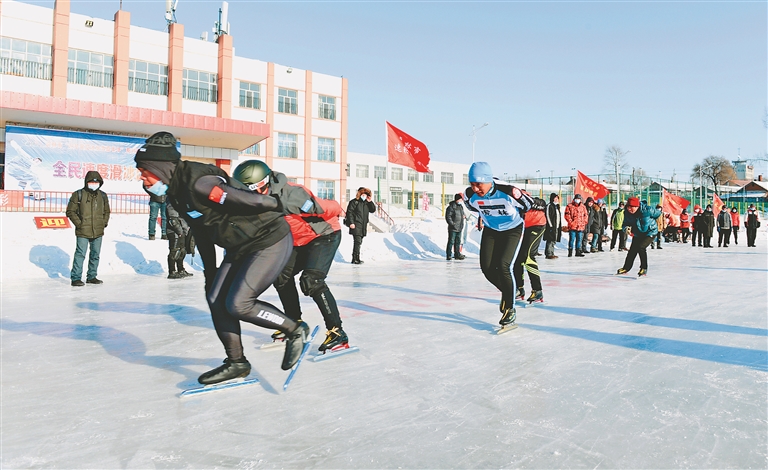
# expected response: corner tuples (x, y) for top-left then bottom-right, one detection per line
(443, 194), (453, 207)
(463, 174), (469, 186)
(391, 168), (403, 180)
(317, 180), (335, 200)
(277, 133), (298, 158)
(374, 166), (386, 179)
(356, 164), (369, 178)
(128, 59), (168, 95)
(441, 172), (454, 184)
(423, 171), (434, 183)
(427, 193), (434, 205)
(239, 81), (260, 109)
(0, 37), (52, 80)
(287, 177), (298, 184)
(373, 190), (380, 202)
(278, 88), (298, 114)
(345, 163), (350, 177)
(391, 190), (403, 205)
(67, 49), (113, 88)
(317, 137), (335, 162)
(241, 143), (259, 156)
(407, 169), (418, 181)
(345, 189), (350, 204)
(183, 69), (217, 102)
(318, 95), (336, 120)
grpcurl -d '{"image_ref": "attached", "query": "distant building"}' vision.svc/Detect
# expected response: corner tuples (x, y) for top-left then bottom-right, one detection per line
(732, 160), (754, 181)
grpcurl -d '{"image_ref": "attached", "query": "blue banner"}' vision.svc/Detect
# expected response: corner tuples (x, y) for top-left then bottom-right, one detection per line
(4, 126), (163, 194)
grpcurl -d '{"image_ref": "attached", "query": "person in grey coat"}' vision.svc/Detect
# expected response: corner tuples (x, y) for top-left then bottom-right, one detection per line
(717, 206), (732, 247)
(445, 193), (466, 260)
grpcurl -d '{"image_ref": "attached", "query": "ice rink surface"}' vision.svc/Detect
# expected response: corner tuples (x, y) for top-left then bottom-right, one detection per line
(2, 221), (767, 468)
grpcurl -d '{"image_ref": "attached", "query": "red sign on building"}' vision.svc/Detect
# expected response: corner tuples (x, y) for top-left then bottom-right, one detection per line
(34, 216), (71, 229)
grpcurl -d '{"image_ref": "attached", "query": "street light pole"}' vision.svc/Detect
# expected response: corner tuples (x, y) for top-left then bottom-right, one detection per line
(618, 149), (630, 205)
(536, 169), (542, 198)
(470, 122), (489, 162)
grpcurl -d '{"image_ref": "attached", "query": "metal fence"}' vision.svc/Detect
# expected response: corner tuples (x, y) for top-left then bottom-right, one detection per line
(67, 68), (114, 88)
(0, 57), (52, 80)
(0, 190), (150, 214)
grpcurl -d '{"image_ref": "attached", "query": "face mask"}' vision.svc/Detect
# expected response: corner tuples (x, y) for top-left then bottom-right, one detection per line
(87, 183), (99, 191)
(360, 194), (367, 201)
(147, 180), (168, 197)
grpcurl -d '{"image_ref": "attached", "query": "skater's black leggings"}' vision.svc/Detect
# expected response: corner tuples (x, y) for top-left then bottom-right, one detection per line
(275, 230), (343, 330)
(621, 232), (654, 271)
(207, 233), (297, 360)
(480, 225), (524, 305)
(513, 224), (544, 292)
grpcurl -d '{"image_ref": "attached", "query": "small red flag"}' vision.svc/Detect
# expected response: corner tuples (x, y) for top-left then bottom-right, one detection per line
(386, 122), (430, 173)
(712, 193), (725, 217)
(574, 171), (609, 200)
(662, 189), (690, 216)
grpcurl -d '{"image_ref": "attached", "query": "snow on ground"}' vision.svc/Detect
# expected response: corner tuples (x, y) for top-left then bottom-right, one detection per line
(1, 211), (767, 468)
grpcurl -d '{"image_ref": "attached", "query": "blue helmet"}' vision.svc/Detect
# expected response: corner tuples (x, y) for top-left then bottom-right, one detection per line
(468, 162), (494, 183)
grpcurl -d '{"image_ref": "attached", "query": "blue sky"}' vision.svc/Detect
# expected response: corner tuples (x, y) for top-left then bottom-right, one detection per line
(55, 0), (767, 180)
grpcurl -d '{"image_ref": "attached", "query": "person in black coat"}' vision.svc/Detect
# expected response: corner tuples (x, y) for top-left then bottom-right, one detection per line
(700, 204), (716, 248)
(345, 187), (376, 264)
(543, 193), (561, 259)
(582, 197), (596, 254)
(445, 193), (466, 260)
(745, 204), (760, 247)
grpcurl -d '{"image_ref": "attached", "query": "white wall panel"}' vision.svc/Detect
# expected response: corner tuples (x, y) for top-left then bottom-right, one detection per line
(233, 56), (267, 84)
(70, 13), (114, 55)
(272, 113), (304, 135)
(313, 119), (341, 138)
(183, 38), (217, 72)
(271, 158), (304, 178)
(66, 83), (112, 102)
(273, 64), (305, 90)
(181, 99), (217, 116)
(129, 26), (168, 64)
(1, 1), (53, 44)
(127, 92), (167, 110)
(231, 106), (266, 123)
(311, 161), (341, 180)
(0, 75), (51, 96)
(312, 72), (341, 97)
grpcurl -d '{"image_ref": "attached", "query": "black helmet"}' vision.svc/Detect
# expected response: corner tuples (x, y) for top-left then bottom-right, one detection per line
(233, 160), (271, 191)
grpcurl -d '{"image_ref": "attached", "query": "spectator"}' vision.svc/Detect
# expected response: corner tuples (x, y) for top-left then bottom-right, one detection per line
(596, 199), (609, 252)
(730, 207), (741, 245)
(717, 205), (732, 247)
(166, 201), (193, 279)
(445, 193), (466, 261)
(651, 204), (666, 249)
(700, 204), (715, 248)
(680, 208), (691, 244)
(345, 187), (376, 264)
(66, 170), (110, 286)
(582, 197), (596, 254)
(617, 196), (661, 277)
(610, 201), (627, 251)
(691, 205), (703, 247)
(144, 184), (167, 240)
(563, 194), (588, 257)
(745, 204), (760, 247)
(544, 193), (561, 259)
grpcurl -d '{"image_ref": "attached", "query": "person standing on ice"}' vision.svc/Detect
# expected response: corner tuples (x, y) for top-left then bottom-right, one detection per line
(232, 160), (350, 354)
(133, 131), (309, 385)
(745, 204), (760, 247)
(445, 193), (466, 261)
(165, 200), (193, 279)
(700, 204), (715, 248)
(679, 208), (691, 244)
(730, 207), (741, 245)
(717, 205), (732, 247)
(462, 162), (539, 327)
(617, 197), (661, 277)
(345, 187), (376, 264)
(543, 193), (561, 259)
(563, 194), (588, 257)
(66, 170), (110, 286)
(610, 201), (627, 251)
(691, 205), (703, 247)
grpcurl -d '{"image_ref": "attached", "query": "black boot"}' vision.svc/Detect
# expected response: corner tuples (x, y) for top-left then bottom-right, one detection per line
(568, 249), (573, 257)
(282, 321), (310, 370)
(198, 357), (251, 384)
(575, 249), (585, 257)
(656, 242), (662, 249)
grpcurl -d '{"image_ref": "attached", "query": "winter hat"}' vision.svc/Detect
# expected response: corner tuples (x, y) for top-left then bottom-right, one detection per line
(549, 192), (559, 203)
(627, 197), (640, 207)
(705, 204), (712, 210)
(134, 131), (181, 164)
(454, 193), (463, 201)
(573, 194), (582, 202)
(468, 162), (494, 183)
(585, 197), (594, 205)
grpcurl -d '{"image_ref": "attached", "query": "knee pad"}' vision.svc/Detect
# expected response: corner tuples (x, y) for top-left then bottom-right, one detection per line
(299, 269), (328, 297)
(274, 270), (294, 290)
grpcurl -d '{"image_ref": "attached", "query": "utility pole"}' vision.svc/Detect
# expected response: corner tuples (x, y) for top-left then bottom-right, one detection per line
(470, 123), (488, 163)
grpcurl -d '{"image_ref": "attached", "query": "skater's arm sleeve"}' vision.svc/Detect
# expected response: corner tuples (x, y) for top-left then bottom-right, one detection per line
(193, 175), (281, 215)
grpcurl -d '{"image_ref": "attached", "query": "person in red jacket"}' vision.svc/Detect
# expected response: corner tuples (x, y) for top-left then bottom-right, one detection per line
(234, 160), (350, 353)
(563, 194), (589, 257)
(679, 208), (691, 243)
(513, 194), (548, 304)
(730, 207), (741, 245)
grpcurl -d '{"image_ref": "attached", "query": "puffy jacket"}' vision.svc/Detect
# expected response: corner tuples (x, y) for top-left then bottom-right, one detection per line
(730, 211), (741, 228)
(622, 202), (662, 237)
(700, 210), (715, 237)
(745, 211), (760, 229)
(656, 212), (667, 232)
(345, 197), (376, 237)
(611, 208), (625, 230)
(544, 202), (562, 242)
(680, 213), (690, 229)
(717, 210), (732, 230)
(524, 208), (546, 228)
(564, 201), (588, 231)
(445, 200), (465, 233)
(66, 170), (110, 239)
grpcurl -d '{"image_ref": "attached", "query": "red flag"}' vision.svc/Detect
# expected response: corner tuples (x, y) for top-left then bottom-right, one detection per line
(662, 189), (690, 216)
(386, 122), (430, 172)
(712, 193), (725, 217)
(574, 171), (609, 200)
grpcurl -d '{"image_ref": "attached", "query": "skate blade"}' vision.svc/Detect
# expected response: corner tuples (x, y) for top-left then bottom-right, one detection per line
(311, 346), (360, 362)
(525, 300), (544, 308)
(495, 324), (519, 335)
(180, 377), (260, 397)
(260, 340), (285, 350)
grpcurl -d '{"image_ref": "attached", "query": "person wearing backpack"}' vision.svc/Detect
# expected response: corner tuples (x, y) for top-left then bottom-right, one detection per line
(66, 170), (110, 286)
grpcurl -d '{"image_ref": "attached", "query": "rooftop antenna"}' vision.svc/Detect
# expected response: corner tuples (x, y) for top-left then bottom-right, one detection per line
(213, 1), (229, 40)
(165, 0), (178, 27)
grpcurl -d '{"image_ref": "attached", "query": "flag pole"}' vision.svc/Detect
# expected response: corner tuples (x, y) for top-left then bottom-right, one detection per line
(385, 121), (390, 217)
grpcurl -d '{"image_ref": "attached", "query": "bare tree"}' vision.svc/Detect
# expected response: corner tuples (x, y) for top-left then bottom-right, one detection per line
(691, 156), (736, 194)
(602, 145), (631, 183)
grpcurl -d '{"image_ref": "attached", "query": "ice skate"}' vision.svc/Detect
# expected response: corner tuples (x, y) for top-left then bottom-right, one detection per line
(515, 287), (525, 301)
(318, 327), (349, 353)
(499, 306), (517, 326)
(616, 268), (629, 275)
(282, 321), (310, 370)
(198, 357), (251, 385)
(638, 268), (647, 277)
(526, 290), (543, 304)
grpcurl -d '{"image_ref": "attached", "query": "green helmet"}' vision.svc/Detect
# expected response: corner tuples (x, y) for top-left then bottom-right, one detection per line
(233, 160), (271, 190)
